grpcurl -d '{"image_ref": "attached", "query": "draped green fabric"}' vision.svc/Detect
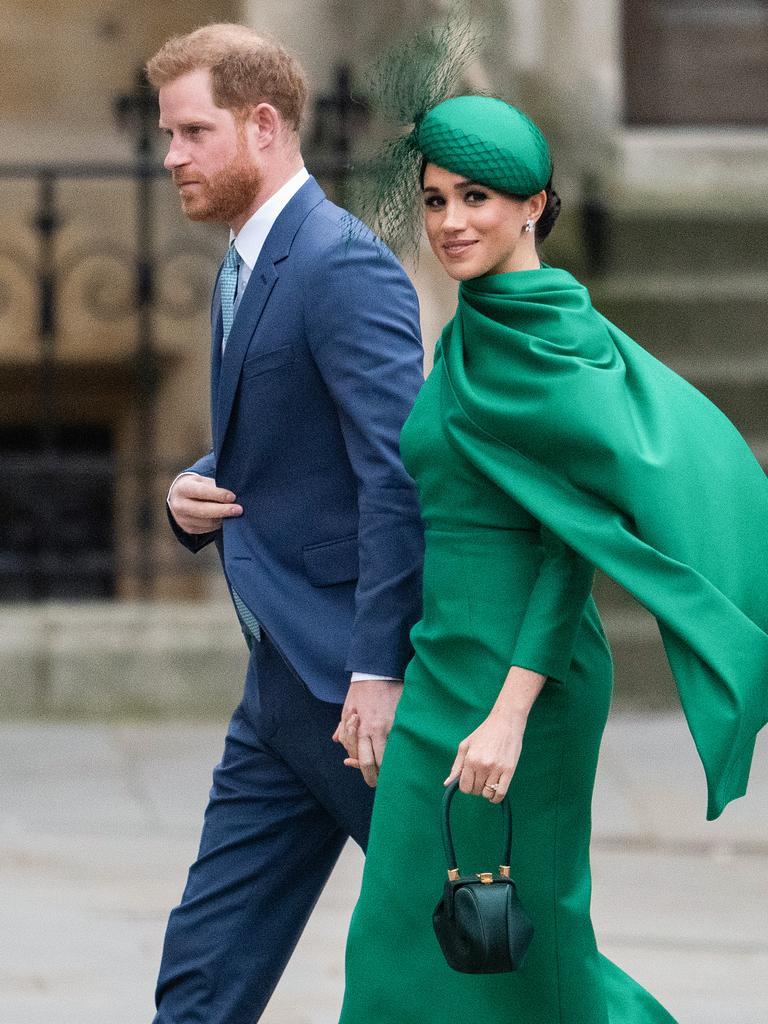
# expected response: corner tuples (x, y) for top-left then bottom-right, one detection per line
(439, 266), (768, 820)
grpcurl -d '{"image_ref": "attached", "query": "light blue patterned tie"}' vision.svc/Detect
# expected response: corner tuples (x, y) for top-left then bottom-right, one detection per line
(220, 242), (240, 349)
(221, 243), (259, 642)
(231, 587), (261, 645)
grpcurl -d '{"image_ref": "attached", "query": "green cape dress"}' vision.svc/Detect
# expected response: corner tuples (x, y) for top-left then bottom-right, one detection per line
(340, 266), (766, 1024)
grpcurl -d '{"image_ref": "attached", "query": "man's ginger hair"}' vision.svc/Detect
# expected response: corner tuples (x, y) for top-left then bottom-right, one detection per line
(146, 23), (308, 130)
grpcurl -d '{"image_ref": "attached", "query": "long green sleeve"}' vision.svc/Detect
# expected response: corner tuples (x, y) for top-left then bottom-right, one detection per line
(511, 527), (595, 684)
(440, 267), (768, 820)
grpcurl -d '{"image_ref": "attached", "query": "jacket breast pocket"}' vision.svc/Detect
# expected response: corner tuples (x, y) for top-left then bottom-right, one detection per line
(241, 344), (294, 381)
(303, 535), (359, 587)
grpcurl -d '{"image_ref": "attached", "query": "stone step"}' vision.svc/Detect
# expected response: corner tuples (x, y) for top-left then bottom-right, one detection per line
(601, 215), (768, 275)
(599, 606), (678, 712)
(589, 273), (768, 371)
(594, 571), (634, 612)
(0, 601), (247, 718)
(587, 277), (768, 440)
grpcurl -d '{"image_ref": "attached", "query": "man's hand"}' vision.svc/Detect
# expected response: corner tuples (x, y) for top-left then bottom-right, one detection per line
(332, 679), (403, 787)
(168, 473), (243, 535)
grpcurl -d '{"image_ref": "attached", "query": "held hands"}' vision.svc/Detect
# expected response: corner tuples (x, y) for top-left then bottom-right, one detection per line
(444, 665), (547, 804)
(333, 679), (404, 787)
(168, 473), (243, 535)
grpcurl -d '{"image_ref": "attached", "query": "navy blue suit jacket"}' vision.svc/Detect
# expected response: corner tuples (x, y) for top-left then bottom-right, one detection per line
(171, 177), (425, 703)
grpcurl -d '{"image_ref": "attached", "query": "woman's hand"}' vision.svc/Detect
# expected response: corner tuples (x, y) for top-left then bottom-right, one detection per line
(444, 710), (526, 804)
(444, 665), (547, 803)
(335, 712), (380, 787)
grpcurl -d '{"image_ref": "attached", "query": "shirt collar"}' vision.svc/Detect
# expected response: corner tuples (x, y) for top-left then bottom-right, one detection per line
(230, 167), (310, 269)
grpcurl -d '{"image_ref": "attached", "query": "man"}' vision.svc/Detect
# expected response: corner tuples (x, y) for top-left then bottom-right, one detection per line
(147, 23), (424, 1023)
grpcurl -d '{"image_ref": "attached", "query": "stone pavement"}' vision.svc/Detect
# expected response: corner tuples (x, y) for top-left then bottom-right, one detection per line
(1, 712), (766, 1024)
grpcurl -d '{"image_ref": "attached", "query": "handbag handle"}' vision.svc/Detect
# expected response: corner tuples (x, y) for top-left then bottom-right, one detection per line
(441, 779), (513, 881)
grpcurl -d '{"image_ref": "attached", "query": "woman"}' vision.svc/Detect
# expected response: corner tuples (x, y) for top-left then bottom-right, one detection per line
(338, 96), (768, 1023)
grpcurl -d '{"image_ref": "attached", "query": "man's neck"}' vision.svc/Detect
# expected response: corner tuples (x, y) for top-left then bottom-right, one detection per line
(230, 155), (305, 234)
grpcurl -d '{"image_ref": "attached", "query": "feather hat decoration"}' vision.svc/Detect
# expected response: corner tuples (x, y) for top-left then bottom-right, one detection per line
(351, 4), (484, 258)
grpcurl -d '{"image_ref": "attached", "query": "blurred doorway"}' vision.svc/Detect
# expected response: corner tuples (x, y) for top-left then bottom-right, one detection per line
(1, 423), (115, 600)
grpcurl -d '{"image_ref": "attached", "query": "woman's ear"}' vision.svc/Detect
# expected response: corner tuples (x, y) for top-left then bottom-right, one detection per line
(528, 189), (547, 223)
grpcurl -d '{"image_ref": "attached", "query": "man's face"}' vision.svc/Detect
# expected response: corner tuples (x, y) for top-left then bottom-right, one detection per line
(158, 68), (262, 226)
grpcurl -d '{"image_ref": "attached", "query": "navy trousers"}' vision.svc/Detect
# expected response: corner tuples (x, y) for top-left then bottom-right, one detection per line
(153, 633), (375, 1023)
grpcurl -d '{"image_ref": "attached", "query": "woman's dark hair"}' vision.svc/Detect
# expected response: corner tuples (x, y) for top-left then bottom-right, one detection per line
(419, 158), (561, 244)
(534, 178), (561, 243)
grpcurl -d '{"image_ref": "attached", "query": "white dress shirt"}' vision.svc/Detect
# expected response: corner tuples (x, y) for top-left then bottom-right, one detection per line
(170, 166), (398, 684)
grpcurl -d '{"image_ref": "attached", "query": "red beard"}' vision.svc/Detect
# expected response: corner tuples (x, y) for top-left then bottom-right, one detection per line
(173, 142), (262, 225)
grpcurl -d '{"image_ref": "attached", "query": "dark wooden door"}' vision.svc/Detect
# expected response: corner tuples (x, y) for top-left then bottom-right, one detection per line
(623, 1), (768, 125)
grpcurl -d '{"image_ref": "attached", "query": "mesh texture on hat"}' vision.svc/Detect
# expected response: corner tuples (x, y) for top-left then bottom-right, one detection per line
(417, 97), (552, 195)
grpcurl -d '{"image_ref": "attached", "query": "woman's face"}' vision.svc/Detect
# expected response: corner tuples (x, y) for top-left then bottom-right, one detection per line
(422, 164), (543, 280)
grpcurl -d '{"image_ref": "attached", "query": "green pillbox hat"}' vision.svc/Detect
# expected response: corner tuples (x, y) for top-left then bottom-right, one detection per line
(416, 95), (552, 196)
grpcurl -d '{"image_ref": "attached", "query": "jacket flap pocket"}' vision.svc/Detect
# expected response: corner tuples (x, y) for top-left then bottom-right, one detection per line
(303, 535), (359, 587)
(241, 344), (293, 380)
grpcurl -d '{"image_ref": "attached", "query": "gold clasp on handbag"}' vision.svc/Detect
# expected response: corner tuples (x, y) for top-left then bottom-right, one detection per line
(476, 872), (494, 884)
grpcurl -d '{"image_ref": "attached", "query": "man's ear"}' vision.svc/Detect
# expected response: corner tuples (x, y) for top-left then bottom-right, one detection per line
(248, 102), (281, 149)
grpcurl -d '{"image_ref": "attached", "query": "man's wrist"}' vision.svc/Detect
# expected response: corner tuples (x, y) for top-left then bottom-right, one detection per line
(167, 470), (198, 507)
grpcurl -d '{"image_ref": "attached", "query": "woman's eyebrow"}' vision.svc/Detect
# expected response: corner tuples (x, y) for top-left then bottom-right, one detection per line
(423, 180), (478, 193)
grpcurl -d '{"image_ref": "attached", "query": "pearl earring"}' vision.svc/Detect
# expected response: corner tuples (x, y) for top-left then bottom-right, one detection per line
(524, 218), (534, 234)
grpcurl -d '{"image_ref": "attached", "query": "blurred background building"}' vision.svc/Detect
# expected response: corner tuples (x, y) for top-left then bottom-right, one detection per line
(2, 0), (767, 715)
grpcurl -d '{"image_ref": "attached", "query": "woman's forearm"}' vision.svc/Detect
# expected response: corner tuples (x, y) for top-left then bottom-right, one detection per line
(489, 665), (547, 724)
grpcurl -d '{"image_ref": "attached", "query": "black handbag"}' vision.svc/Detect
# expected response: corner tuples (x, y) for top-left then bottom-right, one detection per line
(432, 780), (534, 974)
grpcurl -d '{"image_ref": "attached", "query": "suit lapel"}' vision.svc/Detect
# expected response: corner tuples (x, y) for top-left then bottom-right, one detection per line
(215, 262), (278, 448)
(214, 177), (326, 451)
